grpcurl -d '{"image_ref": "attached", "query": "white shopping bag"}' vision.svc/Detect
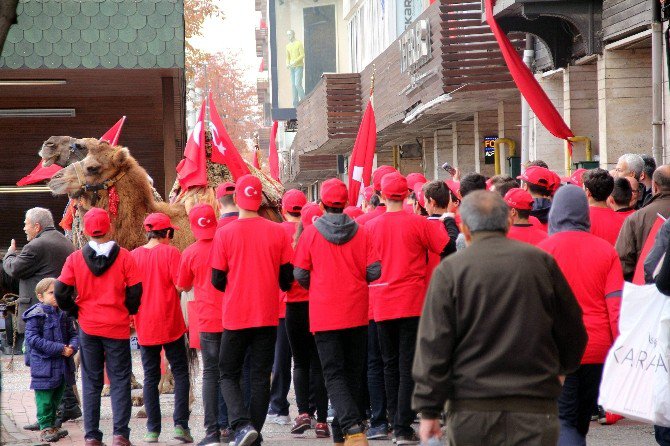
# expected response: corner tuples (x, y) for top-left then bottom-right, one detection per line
(598, 282), (670, 426)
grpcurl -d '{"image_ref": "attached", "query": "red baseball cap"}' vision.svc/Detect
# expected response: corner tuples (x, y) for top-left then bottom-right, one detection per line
(235, 174), (263, 211)
(282, 189), (307, 214)
(301, 202), (323, 227)
(188, 204), (217, 240)
(83, 208), (111, 237)
(320, 178), (348, 208)
(413, 182), (426, 208)
(445, 179), (462, 200)
(344, 206), (364, 219)
(406, 173), (427, 191)
(517, 166), (552, 188)
(216, 182), (236, 199)
(569, 168), (587, 187)
(504, 188), (534, 211)
(143, 212), (179, 231)
(381, 172), (408, 201)
(372, 165), (397, 191)
(363, 186), (375, 202)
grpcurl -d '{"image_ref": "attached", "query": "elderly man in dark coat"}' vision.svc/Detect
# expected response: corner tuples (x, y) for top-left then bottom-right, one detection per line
(3, 207), (80, 429)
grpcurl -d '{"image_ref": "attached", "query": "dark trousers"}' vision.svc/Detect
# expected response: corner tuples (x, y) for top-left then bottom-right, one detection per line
(367, 320), (388, 428)
(655, 425), (670, 446)
(140, 335), (190, 433)
(219, 326), (277, 432)
(201, 331), (229, 435)
(58, 382), (80, 413)
(79, 329), (132, 441)
(446, 409), (559, 445)
(557, 364), (603, 446)
(285, 302), (328, 422)
(377, 317), (419, 437)
(269, 318), (292, 416)
(314, 326), (367, 438)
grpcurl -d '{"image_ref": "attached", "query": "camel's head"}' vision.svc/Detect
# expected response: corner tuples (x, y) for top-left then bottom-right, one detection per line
(39, 136), (87, 167)
(48, 140), (130, 197)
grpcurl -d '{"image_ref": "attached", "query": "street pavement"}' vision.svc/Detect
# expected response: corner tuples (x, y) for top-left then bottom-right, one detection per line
(0, 351), (659, 445)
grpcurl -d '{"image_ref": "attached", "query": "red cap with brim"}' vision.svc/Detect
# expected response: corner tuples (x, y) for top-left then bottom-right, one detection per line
(504, 188), (534, 210)
(406, 173), (428, 191)
(143, 212), (179, 231)
(301, 203), (323, 227)
(321, 178), (348, 208)
(381, 172), (409, 201)
(363, 186), (375, 202)
(569, 168), (587, 187)
(517, 166), (552, 188)
(216, 182), (236, 199)
(372, 165), (397, 191)
(188, 204), (217, 240)
(445, 179), (462, 200)
(282, 189), (307, 213)
(235, 174), (263, 211)
(84, 208), (111, 237)
(413, 182), (426, 208)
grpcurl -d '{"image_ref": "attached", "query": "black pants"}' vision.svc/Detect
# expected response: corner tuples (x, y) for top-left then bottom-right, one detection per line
(656, 425), (670, 446)
(377, 317), (419, 437)
(269, 318), (292, 416)
(201, 332), (230, 435)
(285, 302), (328, 422)
(140, 335), (191, 433)
(79, 329), (131, 441)
(557, 364), (603, 446)
(58, 382), (80, 414)
(314, 326), (367, 439)
(219, 326), (277, 432)
(367, 320), (387, 428)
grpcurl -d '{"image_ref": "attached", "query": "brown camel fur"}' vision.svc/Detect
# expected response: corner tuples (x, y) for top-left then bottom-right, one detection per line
(48, 139), (194, 251)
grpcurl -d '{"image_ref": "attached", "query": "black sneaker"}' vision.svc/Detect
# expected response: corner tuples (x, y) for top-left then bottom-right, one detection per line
(395, 431), (420, 445)
(23, 422), (40, 431)
(367, 425), (389, 440)
(196, 433), (220, 446)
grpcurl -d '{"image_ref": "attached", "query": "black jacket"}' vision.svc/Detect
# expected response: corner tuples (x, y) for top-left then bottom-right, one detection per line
(412, 233), (587, 417)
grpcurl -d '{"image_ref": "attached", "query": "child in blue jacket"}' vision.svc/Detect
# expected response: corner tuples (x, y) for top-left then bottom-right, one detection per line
(22, 277), (78, 443)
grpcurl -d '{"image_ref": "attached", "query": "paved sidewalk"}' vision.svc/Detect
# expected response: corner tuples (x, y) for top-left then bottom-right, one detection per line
(1, 352), (659, 445)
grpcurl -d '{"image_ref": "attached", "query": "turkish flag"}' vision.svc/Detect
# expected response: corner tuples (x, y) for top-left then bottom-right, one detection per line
(17, 117), (128, 186)
(209, 92), (251, 181)
(485, 0), (574, 155)
(348, 101), (376, 206)
(100, 116), (126, 146)
(632, 214), (666, 284)
(176, 100), (207, 190)
(268, 121), (280, 182)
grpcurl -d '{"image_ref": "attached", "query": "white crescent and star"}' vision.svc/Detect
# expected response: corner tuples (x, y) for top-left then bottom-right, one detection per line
(244, 186), (257, 197)
(197, 217), (209, 227)
(211, 126), (227, 155)
(192, 121), (203, 147)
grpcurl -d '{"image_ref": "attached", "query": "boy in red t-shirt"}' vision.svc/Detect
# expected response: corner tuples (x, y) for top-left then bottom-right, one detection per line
(366, 172), (448, 444)
(216, 181), (239, 228)
(211, 174), (293, 446)
(583, 169), (620, 246)
(504, 188), (548, 246)
(131, 213), (191, 443)
(177, 204), (231, 445)
(293, 178), (381, 445)
(55, 208), (142, 446)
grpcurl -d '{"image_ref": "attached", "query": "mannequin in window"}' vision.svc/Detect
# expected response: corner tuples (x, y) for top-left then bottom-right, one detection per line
(285, 29), (305, 108)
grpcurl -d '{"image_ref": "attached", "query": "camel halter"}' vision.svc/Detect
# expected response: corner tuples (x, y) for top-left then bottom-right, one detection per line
(67, 142), (86, 163)
(74, 161), (127, 206)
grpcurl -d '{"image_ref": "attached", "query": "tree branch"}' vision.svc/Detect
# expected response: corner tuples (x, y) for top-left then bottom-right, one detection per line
(0, 0), (19, 56)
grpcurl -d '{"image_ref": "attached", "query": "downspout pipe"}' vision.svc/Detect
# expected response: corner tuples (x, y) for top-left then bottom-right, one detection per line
(521, 34), (535, 171)
(652, 0), (664, 164)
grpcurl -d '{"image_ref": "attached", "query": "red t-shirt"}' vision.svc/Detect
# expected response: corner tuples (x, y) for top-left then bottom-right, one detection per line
(589, 206), (623, 246)
(403, 203), (414, 214)
(366, 211), (448, 322)
(281, 221), (309, 306)
(529, 216), (547, 232)
(293, 223), (379, 332)
(507, 224), (548, 246)
(177, 239), (224, 333)
(211, 217), (293, 330)
(425, 217), (444, 286)
(538, 231), (622, 364)
(356, 205), (386, 226)
(131, 244), (186, 346)
(217, 212), (239, 229)
(58, 246), (142, 340)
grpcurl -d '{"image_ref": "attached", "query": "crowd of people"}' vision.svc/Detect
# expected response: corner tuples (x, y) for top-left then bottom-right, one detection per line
(4, 151), (670, 446)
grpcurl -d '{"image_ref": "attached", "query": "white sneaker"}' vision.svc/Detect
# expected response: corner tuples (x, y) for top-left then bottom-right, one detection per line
(267, 414), (291, 425)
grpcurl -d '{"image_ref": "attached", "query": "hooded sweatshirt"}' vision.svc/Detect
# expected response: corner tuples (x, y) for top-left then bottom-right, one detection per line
(531, 197), (553, 226)
(539, 184), (623, 364)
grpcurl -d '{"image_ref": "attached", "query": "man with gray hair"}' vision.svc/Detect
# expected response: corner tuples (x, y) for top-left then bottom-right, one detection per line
(412, 191), (586, 445)
(614, 153), (645, 180)
(3, 207), (79, 428)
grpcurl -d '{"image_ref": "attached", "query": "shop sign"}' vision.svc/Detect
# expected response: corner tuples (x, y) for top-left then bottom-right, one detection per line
(484, 136), (497, 165)
(399, 19), (431, 74)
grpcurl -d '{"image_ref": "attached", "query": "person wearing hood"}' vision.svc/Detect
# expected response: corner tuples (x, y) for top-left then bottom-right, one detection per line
(366, 172), (448, 445)
(55, 208), (143, 446)
(538, 185), (623, 446)
(518, 166), (554, 231)
(210, 174), (294, 446)
(293, 178), (381, 446)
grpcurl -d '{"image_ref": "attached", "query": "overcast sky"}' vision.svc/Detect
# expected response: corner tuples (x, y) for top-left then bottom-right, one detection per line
(188, 0), (260, 83)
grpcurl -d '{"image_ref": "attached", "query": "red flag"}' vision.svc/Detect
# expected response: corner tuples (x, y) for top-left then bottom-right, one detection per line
(268, 121), (280, 182)
(99, 116), (126, 145)
(253, 148), (261, 169)
(17, 117), (127, 186)
(485, 0), (574, 155)
(176, 100), (207, 190)
(209, 92), (251, 181)
(348, 101), (376, 206)
(632, 214), (666, 284)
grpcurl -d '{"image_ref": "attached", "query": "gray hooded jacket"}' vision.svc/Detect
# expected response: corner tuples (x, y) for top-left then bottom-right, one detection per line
(548, 184), (590, 235)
